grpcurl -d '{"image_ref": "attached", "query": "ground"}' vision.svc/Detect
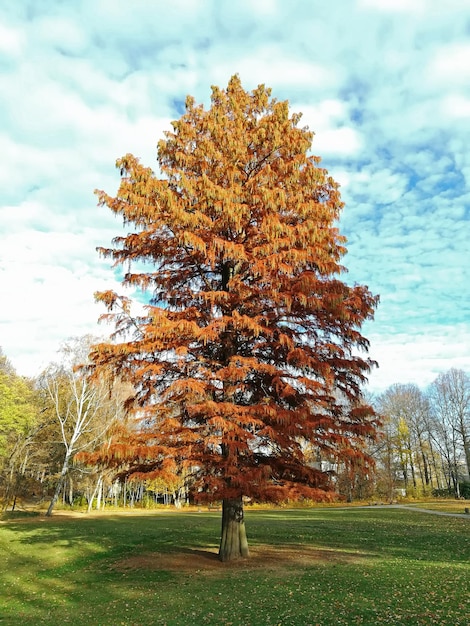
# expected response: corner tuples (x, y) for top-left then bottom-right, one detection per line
(3, 502), (468, 574)
(1, 507), (364, 572)
(110, 544), (364, 573)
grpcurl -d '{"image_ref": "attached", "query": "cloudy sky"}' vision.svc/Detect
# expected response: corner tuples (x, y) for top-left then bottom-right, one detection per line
(1, 0), (469, 393)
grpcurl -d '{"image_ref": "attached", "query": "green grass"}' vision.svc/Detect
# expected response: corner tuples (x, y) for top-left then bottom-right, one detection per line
(405, 500), (470, 514)
(1, 507), (469, 625)
(0, 510), (41, 521)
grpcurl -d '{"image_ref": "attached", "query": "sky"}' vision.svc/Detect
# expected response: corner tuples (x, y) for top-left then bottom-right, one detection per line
(1, 0), (469, 394)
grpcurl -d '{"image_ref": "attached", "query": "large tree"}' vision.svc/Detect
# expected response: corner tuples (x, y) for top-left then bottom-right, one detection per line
(91, 76), (379, 561)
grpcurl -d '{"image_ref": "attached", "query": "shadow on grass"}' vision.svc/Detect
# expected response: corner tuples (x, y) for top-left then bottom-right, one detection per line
(244, 507), (470, 564)
(3, 512), (221, 558)
(5, 508), (470, 563)
(2, 508), (470, 625)
(0, 509), (41, 521)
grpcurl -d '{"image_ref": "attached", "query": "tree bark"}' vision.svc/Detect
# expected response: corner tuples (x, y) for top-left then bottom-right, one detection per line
(461, 427), (470, 478)
(218, 497), (249, 562)
(46, 449), (73, 516)
(87, 475), (103, 513)
(46, 474), (64, 517)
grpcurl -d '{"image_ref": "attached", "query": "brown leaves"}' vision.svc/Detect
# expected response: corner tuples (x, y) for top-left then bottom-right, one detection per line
(90, 75), (379, 503)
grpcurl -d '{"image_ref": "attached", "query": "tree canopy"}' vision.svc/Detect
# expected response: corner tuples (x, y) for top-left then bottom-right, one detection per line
(0, 351), (37, 459)
(90, 75), (379, 560)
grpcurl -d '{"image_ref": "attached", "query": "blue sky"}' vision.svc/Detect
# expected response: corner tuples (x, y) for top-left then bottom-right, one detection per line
(1, 0), (469, 392)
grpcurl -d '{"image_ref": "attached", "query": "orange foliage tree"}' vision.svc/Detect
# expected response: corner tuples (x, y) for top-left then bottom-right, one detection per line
(90, 75), (379, 561)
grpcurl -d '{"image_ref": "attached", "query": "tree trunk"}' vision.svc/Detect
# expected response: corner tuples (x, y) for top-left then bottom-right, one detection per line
(46, 449), (73, 516)
(68, 477), (74, 506)
(96, 478), (103, 510)
(46, 474), (65, 517)
(87, 475), (103, 513)
(429, 443), (441, 489)
(218, 497), (249, 562)
(461, 428), (470, 479)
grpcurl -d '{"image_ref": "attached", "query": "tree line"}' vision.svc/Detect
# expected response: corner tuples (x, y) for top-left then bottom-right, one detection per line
(0, 338), (129, 515)
(373, 371), (470, 501)
(1, 339), (469, 515)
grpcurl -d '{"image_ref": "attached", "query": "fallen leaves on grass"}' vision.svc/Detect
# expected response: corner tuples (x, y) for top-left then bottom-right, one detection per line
(109, 544), (370, 575)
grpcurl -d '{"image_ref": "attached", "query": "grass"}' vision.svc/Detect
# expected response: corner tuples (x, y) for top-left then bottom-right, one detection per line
(1, 506), (469, 625)
(0, 510), (41, 521)
(404, 499), (470, 514)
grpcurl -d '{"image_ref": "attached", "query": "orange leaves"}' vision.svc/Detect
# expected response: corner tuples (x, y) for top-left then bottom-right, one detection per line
(94, 290), (130, 312)
(164, 378), (209, 403)
(211, 238), (248, 266)
(90, 75), (379, 504)
(180, 230), (207, 255)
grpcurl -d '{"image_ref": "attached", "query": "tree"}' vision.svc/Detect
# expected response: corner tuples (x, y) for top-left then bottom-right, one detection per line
(0, 350), (40, 510)
(90, 76), (379, 561)
(377, 384), (438, 498)
(429, 369), (470, 495)
(40, 337), (120, 516)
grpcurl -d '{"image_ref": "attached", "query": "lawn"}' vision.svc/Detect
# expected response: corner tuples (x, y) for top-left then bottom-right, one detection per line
(404, 500), (470, 515)
(1, 506), (469, 625)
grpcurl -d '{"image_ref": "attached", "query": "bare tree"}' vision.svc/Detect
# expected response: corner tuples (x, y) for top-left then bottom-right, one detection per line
(377, 384), (440, 497)
(428, 369), (470, 495)
(40, 337), (118, 516)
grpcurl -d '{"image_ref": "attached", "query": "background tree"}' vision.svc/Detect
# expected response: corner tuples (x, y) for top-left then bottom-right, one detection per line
(372, 410), (398, 502)
(376, 384), (440, 498)
(40, 337), (121, 516)
(428, 369), (470, 496)
(0, 349), (40, 510)
(77, 381), (133, 512)
(90, 76), (379, 561)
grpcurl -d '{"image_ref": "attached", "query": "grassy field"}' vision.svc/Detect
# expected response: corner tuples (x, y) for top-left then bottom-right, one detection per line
(1, 506), (469, 625)
(404, 500), (470, 514)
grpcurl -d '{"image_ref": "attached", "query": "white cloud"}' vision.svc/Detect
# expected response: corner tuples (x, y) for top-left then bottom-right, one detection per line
(0, 22), (24, 56)
(313, 127), (363, 157)
(32, 14), (89, 55)
(0, 0), (469, 394)
(296, 101), (363, 157)
(366, 326), (470, 393)
(358, 0), (426, 12)
(428, 43), (470, 86)
(212, 48), (337, 94)
(442, 94), (470, 118)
